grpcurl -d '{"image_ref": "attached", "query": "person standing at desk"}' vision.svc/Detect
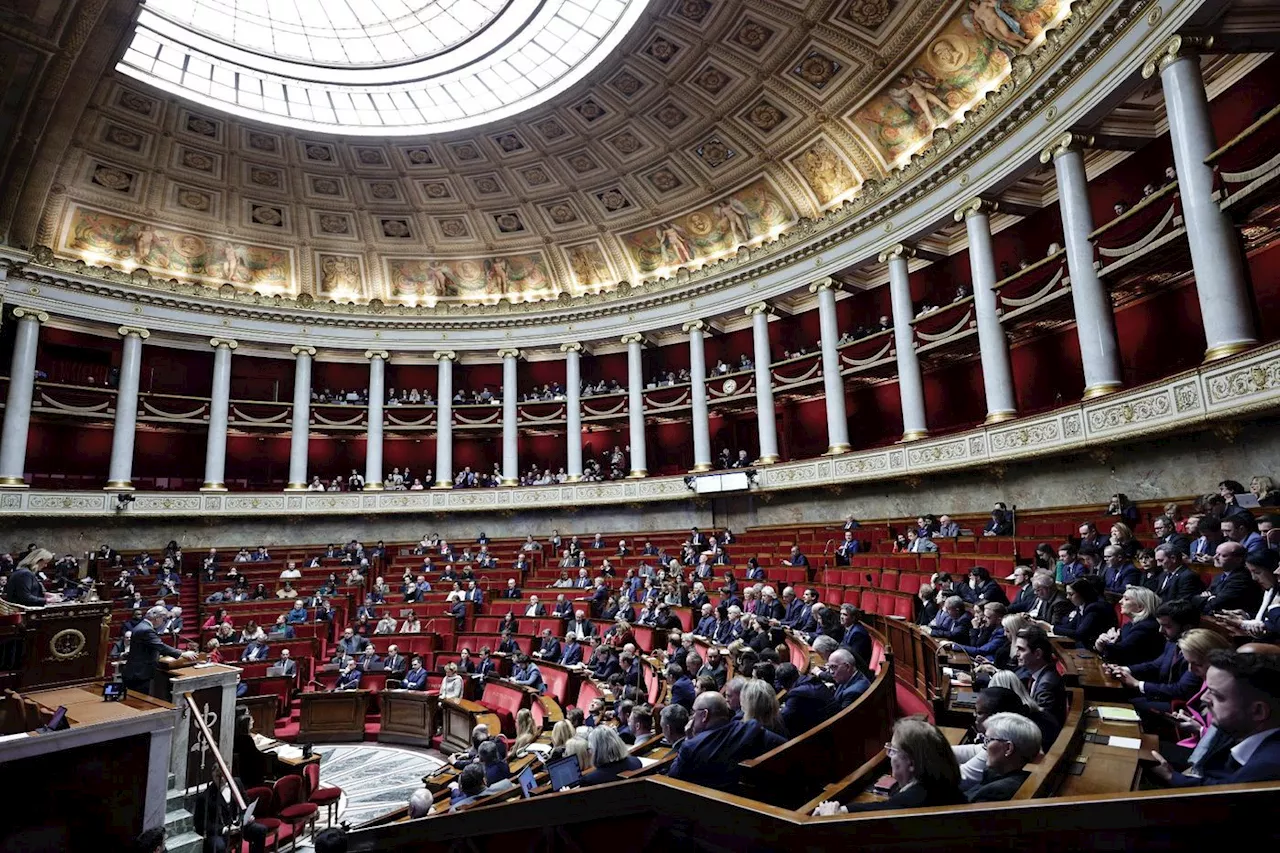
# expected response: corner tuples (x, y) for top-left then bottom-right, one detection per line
(124, 605), (197, 696)
(4, 548), (55, 606)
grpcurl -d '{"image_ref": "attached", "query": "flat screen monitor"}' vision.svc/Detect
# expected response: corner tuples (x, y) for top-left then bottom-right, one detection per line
(546, 754), (581, 791)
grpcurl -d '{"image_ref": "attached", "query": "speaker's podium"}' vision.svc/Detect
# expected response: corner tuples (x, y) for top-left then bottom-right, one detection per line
(155, 657), (241, 791)
(0, 599), (111, 690)
(298, 689), (370, 743)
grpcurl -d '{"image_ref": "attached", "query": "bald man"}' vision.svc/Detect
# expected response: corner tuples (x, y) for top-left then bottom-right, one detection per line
(667, 690), (786, 791)
(1200, 542), (1262, 615)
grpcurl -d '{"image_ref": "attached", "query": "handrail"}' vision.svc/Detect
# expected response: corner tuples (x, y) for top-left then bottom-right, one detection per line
(1088, 180), (1178, 241)
(1206, 102), (1280, 165)
(184, 692), (247, 811)
(992, 249), (1066, 291)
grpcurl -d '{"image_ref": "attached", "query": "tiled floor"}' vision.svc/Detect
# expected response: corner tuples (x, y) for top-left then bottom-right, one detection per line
(312, 743), (444, 828)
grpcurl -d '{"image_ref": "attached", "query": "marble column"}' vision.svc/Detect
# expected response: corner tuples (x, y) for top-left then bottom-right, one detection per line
(0, 307), (48, 487)
(746, 303), (779, 464)
(622, 333), (647, 477)
(433, 351), (456, 488)
(809, 278), (851, 454)
(956, 198), (1018, 423)
(561, 343), (584, 482)
(499, 348), (520, 486)
(364, 350), (388, 490)
(105, 326), (149, 490)
(879, 245), (930, 441)
(285, 346), (315, 490)
(200, 338), (237, 491)
(1144, 36), (1256, 361)
(684, 320), (712, 472)
(1040, 133), (1123, 399)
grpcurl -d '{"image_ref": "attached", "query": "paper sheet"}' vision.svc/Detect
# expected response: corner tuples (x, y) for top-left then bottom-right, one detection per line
(1107, 736), (1143, 749)
(1095, 706), (1141, 722)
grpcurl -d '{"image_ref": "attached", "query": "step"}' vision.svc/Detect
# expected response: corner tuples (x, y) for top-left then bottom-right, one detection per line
(164, 830), (204, 853)
(164, 806), (195, 837)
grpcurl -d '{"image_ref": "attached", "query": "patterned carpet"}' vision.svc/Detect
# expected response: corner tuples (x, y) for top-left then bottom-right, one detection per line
(311, 744), (444, 828)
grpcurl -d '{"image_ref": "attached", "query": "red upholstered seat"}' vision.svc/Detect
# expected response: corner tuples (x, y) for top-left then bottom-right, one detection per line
(303, 763), (342, 828)
(480, 682), (524, 735)
(273, 774), (318, 847)
(540, 665), (569, 704)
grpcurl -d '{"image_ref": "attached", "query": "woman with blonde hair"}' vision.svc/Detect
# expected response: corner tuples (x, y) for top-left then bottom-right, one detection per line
(9, 548), (54, 605)
(512, 708), (538, 755)
(1109, 521), (1138, 559)
(813, 718), (963, 814)
(1252, 475), (1280, 507)
(1096, 586), (1164, 665)
(439, 662), (464, 700)
(579, 726), (641, 786)
(739, 678), (788, 737)
(562, 736), (592, 776)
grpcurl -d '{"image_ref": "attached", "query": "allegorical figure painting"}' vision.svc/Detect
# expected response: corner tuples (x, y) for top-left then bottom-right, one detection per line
(65, 205), (290, 288)
(387, 252), (552, 302)
(621, 178), (794, 273)
(791, 138), (861, 208)
(316, 254), (364, 298)
(851, 0), (1062, 166)
(564, 242), (614, 290)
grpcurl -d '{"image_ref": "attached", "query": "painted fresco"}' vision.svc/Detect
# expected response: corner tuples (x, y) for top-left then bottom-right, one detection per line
(621, 177), (794, 273)
(564, 242), (614, 290)
(64, 205), (290, 289)
(851, 0), (1063, 166)
(386, 252), (553, 301)
(791, 138), (861, 208)
(316, 253), (365, 298)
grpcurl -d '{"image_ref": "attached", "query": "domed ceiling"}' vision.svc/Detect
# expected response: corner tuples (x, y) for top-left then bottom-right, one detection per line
(37, 0), (1072, 310)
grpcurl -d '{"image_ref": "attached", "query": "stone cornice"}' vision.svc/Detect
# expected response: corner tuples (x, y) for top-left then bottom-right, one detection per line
(4, 339), (1276, 518)
(0, 0), (1188, 352)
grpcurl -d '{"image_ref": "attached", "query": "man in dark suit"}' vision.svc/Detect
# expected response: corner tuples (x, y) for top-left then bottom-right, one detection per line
(1154, 649), (1280, 786)
(533, 629), (562, 661)
(383, 644), (407, 676)
(465, 580), (484, 606)
(778, 663), (834, 735)
(694, 603), (717, 637)
(1015, 627), (1066, 728)
(336, 627), (370, 657)
(402, 657), (429, 690)
(559, 633), (584, 666)
(1200, 542), (1262, 615)
(275, 648), (298, 679)
(523, 594), (548, 618)
(551, 594), (573, 620)
(500, 578), (521, 599)
(823, 649), (871, 715)
(1100, 546), (1142, 595)
(1113, 600), (1201, 715)
(1027, 573), (1072, 624)
(123, 606), (196, 696)
(1005, 566), (1036, 613)
(667, 663), (695, 710)
(834, 531), (860, 566)
(241, 638), (270, 662)
(567, 610), (595, 639)
(357, 646), (382, 671)
(668, 692), (786, 791)
(838, 605), (872, 667)
(334, 661), (362, 690)
(1152, 516), (1190, 555)
(927, 596), (973, 641)
(1077, 522), (1109, 553)
(1155, 544), (1206, 601)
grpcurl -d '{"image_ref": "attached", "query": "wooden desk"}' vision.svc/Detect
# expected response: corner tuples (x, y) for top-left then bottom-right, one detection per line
(238, 694), (280, 735)
(440, 697), (501, 754)
(379, 690), (438, 748)
(297, 690), (370, 743)
(12, 601), (112, 690)
(1057, 701), (1156, 796)
(1054, 642), (1126, 698)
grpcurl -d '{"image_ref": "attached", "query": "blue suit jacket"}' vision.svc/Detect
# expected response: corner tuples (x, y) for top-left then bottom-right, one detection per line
(827, 672), (871, 714)
(930, 611), (973, 642)
(695, 615), (717, 636)
(559, 643), (583, 666)
(670, 676), (696, 709)
(1054, 601), (1116, 648)
(1204, 567), (1262, 615)
(668, 720), (787, 791)
(1173, 729), (1280, 786)
(336, 670), (362, 690)
(1101, 563), (1142, 594)
(955, 626), (1006, 658)
(841, 624), (872, 667)
(402, 668), (428, 690)
(1101, 618), (1165, 666)
(780, 675), (834, 735)
(1130, 640), (1198, 701)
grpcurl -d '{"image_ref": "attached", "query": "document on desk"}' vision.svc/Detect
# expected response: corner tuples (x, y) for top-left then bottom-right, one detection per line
(274, 745), (305, 761)
(1095, 706), (1141, 722)
(1106, 736), (1143, 749)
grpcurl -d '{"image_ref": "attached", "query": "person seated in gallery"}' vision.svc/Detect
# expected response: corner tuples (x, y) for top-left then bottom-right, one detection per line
(1047, 577), (1116, 650)
(334, 660), (362, 691)
(400, 656), (429, 690)
(812, 719), (965, 814)
(667, 691), (786, 791)
(925, 596), (972, 641)
(1095, 586), (1166, 665)
(964, 712), (1042, 802)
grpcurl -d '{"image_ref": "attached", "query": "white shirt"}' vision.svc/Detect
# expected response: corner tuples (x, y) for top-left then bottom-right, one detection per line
(1230, 728), (1280, 768)
(1254, 587), (1278, 621)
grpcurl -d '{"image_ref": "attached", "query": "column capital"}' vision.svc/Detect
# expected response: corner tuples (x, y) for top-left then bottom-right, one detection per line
(209, 337), (238, 350)
(807, 277), (837, 294)
(953, 197), (999, 222)
(290, 345), (316, 357)
(497, 347), (522, 360)
(433, 350), (457, 362)
(681, 319), (707, 334)
(744, 302), (772, 317)
(12, 307), (48, 323)
(117, 325), (150, 340)
(364, 349), (389, 361)
(877, 243), (915, 264)
(621, 333), (644, 345)
(559, 342), (585, 354)
(1038, 132), (1094, 164)
(1142, 34), (1214, 80)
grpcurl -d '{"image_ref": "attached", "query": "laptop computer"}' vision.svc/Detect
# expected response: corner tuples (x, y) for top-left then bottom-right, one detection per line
(265, 665), (286, 677)
(517, 765), (537, 798)
(546, 754), (581, 791)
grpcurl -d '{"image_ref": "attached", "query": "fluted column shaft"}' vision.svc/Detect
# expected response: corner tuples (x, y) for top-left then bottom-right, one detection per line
(623, 334), (647, 477)
(685, 321), (712, 472)
(499, 349), (520, 486)
(562, 343), (584, 481)
(201, 338), (236, 490)
(434, 352), (455, 488)
(747, 304), (779, 464)
(106, 326), (148, 489)
(364, 350), (388, 489)
(285, 346), (315, 489)
(957, 199), (1018, 423)
(1147, 39), (1256, 361)
(1042, 136), (1123, 399)
(810, 279), (851, 453)
(881, 248), (929, 441)
(0, 308), (47, 487)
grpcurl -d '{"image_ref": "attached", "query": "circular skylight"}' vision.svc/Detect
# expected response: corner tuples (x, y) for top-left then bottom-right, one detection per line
(117, 0), (652, 135)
